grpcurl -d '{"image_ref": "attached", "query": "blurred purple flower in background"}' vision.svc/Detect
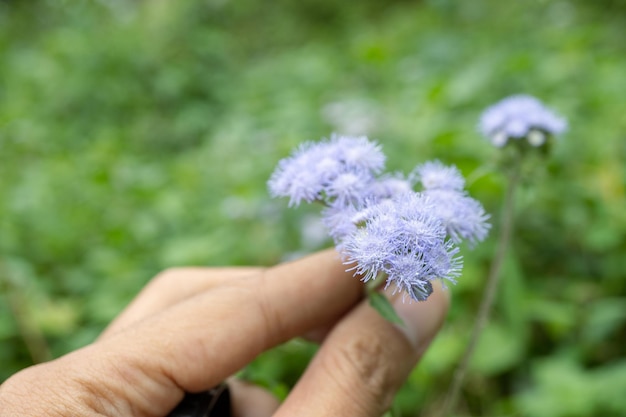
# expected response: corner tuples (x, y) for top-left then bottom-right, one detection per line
(479, 95), (567, 147)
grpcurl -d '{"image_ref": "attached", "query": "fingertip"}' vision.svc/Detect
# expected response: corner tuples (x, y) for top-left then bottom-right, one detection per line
(258, 247), (365, 338)
(269, 248), (349, 282)
(230, 379), (280, 417)
(391, 280), (450, 351)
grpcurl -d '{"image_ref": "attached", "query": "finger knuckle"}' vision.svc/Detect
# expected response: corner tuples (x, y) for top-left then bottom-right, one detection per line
(0, 359), (93, 416)
(326, 332), (396, 408)
(252, 270), (285, 344)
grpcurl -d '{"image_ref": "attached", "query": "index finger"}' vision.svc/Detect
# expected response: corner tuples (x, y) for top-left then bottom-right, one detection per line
(90, 249), (364, 395)
(99, 267), (264, 339)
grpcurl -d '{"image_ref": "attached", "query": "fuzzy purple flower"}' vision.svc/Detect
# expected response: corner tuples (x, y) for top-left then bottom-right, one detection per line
(412, 161), (490, 245)
(322, 174), (415, 241)
(412, 160), (465, 191)
(368, 173), (415, 200)
(333, 135), (386, 173)
(479, 95), (568, 147)
(268, 134), (385, 207)
(321, 203), (361, 243)
(341, 193), (462, 301)
(423, 189), (490, 246)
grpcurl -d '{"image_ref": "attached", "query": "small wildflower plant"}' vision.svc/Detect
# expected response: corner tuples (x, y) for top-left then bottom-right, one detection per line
(443, 94), (568, 413)
(268, 134), (490, 320)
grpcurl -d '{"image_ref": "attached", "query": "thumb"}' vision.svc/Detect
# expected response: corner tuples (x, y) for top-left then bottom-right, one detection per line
(274, 281), (450, 416)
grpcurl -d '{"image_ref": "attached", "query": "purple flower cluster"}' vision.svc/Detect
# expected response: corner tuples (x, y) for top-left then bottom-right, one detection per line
(269, 135), (489, 302)
(342, 193), (462, 301)
(479, 95), (567, 147)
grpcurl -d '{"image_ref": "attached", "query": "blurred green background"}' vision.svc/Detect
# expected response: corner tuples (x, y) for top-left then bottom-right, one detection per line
(1, 0), (625, 415)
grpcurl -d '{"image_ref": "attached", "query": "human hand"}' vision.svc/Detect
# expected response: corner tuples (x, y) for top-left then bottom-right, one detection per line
(0, 249), (449, 417)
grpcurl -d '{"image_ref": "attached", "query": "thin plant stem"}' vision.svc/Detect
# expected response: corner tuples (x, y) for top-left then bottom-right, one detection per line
(441, 161), (522, 416)
(0, 269), (53, 364)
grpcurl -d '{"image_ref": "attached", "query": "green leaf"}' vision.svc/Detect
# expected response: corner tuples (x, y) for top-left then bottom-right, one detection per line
(368, 292), (404, 326)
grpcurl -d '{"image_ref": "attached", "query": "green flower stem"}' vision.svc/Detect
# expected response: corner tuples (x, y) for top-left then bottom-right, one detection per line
(441, 159), (522, 416)
(366, 272), (405, 326)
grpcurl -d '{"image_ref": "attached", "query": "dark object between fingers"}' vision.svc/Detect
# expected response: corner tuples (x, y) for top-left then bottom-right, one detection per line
(167, 384), (231, 417)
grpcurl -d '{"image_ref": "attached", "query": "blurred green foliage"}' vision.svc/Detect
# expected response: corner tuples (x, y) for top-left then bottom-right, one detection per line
(1, 0), (625, 416)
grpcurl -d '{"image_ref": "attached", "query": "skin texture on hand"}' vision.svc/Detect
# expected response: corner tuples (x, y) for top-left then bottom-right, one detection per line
(0, 249), (449, 417)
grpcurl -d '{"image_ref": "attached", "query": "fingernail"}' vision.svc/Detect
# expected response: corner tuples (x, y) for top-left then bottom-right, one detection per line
(390, 281), (450, 350)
